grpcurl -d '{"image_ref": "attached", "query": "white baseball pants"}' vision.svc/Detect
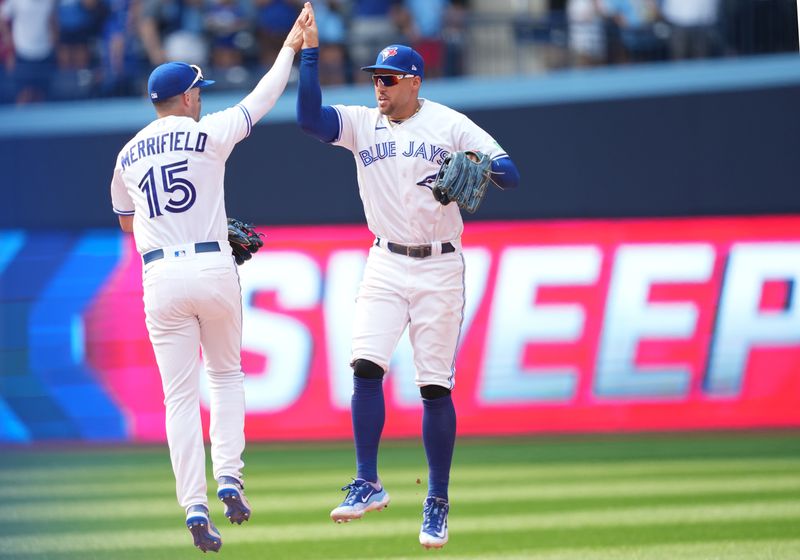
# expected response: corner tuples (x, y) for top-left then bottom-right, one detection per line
(142, 247), (245, 511)
(351, 243), (466, 389)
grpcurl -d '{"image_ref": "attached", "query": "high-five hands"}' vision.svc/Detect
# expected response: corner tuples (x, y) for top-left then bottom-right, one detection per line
(284, 3), (313, 53)
(302, 2), (319, 49)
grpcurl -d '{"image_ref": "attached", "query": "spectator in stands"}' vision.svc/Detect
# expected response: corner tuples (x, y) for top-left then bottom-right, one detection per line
(98, 0), (145, 97)
(57, 0), (108, 70)
(567, 0), (606, 66)
(311, 0), (348, 84)
(601, 0), (668, 63)
(719, 0), (798, 56)
(661, 0), (720, 60)
(0, 0), (58, 104)
(439, 0), (467, 77)
(138, 0), (207, 66)
(204, 0), (252, 70)
(403, 0), (447, 78)
(254, 0), (303, 68)
(0, 1), (9, 101)
(347, 0), (408, 83)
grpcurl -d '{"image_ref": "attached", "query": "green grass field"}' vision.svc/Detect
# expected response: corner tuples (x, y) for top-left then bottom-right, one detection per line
(2, 432), (800, 560)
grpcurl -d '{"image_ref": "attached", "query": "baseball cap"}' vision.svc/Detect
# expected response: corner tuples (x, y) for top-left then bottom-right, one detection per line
(361, 45), (424, 78)
(147, 62), (215, 102)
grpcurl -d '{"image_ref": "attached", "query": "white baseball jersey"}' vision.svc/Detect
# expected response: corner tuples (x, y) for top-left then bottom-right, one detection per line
(109, 104), (253, 511)
(110, 105), (252, 254)
(332, 98), (506, 388)
(331, 98), (507, 245)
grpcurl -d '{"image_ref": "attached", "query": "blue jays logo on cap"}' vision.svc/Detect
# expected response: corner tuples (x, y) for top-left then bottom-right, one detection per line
(380, 47), (398, 61)
(147, 62), (215, 102)
(362, 44), (424, 78)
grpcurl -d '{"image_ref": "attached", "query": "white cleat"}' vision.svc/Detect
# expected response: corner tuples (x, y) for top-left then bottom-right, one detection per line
(330, 478), (391, 523)
(419, 496), (449, 549)
(186, 504), (222, 553)
(216, 475), (251, 525)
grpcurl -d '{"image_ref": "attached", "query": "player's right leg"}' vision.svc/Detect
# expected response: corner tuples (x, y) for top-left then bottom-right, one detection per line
(194, 255), (251, 525)
(331, 247), (406, 523)
(330, 358), (392, 522)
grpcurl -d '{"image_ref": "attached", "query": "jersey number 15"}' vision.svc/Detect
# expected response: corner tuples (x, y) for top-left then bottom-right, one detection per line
(138, 160), (197, 218)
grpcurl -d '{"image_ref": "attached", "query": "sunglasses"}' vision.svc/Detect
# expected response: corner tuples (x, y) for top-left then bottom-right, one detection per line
(372, 74), (415, 87)
(184, 64), (204, 93)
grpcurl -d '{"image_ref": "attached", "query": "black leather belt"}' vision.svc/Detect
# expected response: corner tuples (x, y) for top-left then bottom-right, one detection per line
(377, 238), (456, 259)
(142, 241), (221, 264)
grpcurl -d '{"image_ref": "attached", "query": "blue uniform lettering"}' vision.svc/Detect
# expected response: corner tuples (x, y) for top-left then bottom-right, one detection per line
(195, 132), (207, 152)
(403, 141), (446, 163)
(120, 131), (209, 169)
(359, 141), (395, 167)
(429, 145), (446, 163)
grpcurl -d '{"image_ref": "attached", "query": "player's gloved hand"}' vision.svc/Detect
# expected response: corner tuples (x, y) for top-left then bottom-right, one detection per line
(431, 151), (493, 214)
(227, 218), (264, 265)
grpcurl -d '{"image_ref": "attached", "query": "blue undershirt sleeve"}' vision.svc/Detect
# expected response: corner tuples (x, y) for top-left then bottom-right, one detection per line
(297, 47), (340, 143)
(491, 156), (521, 190)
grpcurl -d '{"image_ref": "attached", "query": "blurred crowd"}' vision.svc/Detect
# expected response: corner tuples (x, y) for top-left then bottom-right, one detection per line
(0, 0), (796, 105)
(561, 0), (797, 67)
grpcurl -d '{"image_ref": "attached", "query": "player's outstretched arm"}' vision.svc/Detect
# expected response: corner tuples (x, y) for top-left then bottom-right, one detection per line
(239, 3), (310, 124)
(296, 3), (339, 143)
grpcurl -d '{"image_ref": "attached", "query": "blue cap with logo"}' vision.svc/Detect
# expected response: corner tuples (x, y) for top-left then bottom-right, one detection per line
(361, 45), (424, 78)
(147, 62), (215, 102)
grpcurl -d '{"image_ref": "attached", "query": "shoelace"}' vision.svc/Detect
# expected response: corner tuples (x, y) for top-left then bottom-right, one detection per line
(340, 479), (366, 505)
(423, 501), (447, 532)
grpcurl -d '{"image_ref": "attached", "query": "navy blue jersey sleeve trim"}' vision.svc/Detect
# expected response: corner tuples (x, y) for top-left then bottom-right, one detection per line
(331, 105), (344, 143)
(236, 103), (253, 137)
(490, 156), (520, 190)
(113, 207), (135, 215)
(297, 47), (340, 143)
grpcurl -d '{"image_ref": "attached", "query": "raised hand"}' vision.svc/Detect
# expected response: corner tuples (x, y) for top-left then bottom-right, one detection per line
(302, 1), (319, 49)
(283, 3), (311, 53)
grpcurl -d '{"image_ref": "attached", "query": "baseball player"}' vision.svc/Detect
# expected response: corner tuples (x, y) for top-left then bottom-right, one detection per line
(295, 5), (520, 549)
(109, 5), (310, 553)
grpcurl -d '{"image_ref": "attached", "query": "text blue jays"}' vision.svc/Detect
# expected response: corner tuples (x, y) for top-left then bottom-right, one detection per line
(358, 141), (449, 167)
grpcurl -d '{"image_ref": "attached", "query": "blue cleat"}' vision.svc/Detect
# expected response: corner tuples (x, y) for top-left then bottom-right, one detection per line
(330, 478), (390, 523)
(419, 496), (449, 549)
(186, 504), (222, 553)
(217, 475), (251, 525)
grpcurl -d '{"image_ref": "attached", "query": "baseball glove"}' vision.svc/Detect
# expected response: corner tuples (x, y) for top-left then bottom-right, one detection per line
(432, 151), (493, 214)
(227, 218), (264, 265)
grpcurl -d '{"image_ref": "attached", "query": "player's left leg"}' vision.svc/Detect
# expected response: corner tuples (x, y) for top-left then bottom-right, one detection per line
(407, 253), (465, 548)
(418, 384), (454, 549)
(195, 257), (250, 525)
